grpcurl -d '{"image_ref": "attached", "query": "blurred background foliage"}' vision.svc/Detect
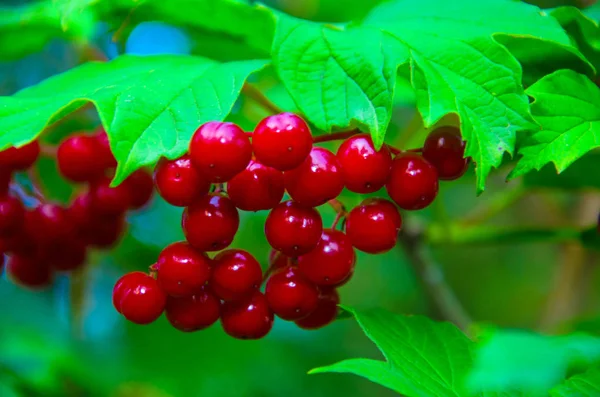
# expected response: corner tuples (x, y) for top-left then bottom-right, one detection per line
(1, 0), (600, 396)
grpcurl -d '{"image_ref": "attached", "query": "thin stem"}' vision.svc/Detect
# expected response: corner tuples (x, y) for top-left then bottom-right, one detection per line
(398, 231), (472, 332)
(460, 184), (526, 226)
(40, 144), (57, 157)
(331, 212), (344, 230)
(313, 130), (360, 143)
(242, 83), (284, 114)
(406, 147), (422, 153)
(27, 169), (45, 200)
(385, 144), (402, 155)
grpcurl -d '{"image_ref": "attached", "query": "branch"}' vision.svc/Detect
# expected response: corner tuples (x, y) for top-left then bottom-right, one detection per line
(398, 230), (472, 332)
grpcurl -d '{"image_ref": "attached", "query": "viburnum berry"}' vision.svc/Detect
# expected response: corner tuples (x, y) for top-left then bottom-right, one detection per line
(265, 200), (323, 257)
(268, 249), (290, 271)
(386, 153), (439, 210)
(49, 238), (87, 272)
(156, 241), (211, 297)
(346, 198), (402, 254)
(67, 193), (94, 229)
(153, 155), (210, 207)
(92, 128), (117, 169)
(84, 215), (126, 248)
(422, 126), (468, 181)
(114, 272), (167, 325)
(182, 194), (239, 252)
(210, 249), (262, 301)
(165, 290), (221, 332)
(295, 288), (340, 330)
(113, 271), (149, 313)
(284, 147), (344, 207)
(56, 135), (106, 182)
(189, 121), (252, 182)
(227, 160), (285, 211)
(0, 195), (24, 236)
(0, 169), (11, 195)
(337, 134), (392, 193)
(0, 141), (40, 170)
(0, 253), (4, 273)
(220, 290), (274, 339)
(265, 265), (319, 321)
(7, 255), (53, 289)
(124, 169), (154, 209)
(89, 177), (132, 215)
(27, 203), (74, 245)
(252, 113), (313, 171)
(297, 229), (356, 287)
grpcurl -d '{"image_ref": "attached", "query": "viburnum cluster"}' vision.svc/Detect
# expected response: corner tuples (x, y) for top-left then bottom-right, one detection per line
(113, 113), (468, 339)
(0, 129), (153, 288)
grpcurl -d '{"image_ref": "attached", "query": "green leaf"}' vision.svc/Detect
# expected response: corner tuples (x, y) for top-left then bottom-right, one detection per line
(551, 366), (600, 397)
(362, 0), (576, 193)
(271, 16), (409, 147)
(523, 152), (600, 190)
(0, 55), (267, 184)
(551, 7), (600, 71)
(0, 1), (94, 61)
(468, 330), (600, 395)
(510, 69), (600, 179)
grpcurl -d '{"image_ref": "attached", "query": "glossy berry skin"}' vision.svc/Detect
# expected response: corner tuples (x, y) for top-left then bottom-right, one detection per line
(346, 198), (402, 254)
(113, 271), (149, 313)
(386, 153), (439, 210)
(153, 155), (210, 207)
(56, 135), (106, 182)
(92, 128), (117, 169)
(165, 290), (220, 332)
(156, 241), (211, 297)
(124, 169), (154, 209)
(265, 200), (323, 257)
(423, 126), (468, 181)
(298, 229), (356, 287)
(182, 194), (239, 252)
(115, 272), (167, 325)
(0, 141), (40, 170)
(220, 290), (274, 339)
(89, 177), (132, 216)
(337, 134), (392, 193)
(210, 249), (262, 301)
(189, 121), (252, 182)
(265, 265), (319, 321)
(295, 288), (340, 330)
(7, 255), (53, 289)
(0, 196), (24, 236)
(252, 113), (313, 171)
(284, 147), (344, 207)
(227, 160), (285, 211)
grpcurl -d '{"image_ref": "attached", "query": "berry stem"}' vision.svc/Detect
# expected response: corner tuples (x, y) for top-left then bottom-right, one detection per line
(406, 147), (423, 153)
(242, 83), (284, 114)
(331, 212), (346, 230)
(313, 130), (360, 143)
(40, 144), (57, 157)
(385, 144), (402, 155)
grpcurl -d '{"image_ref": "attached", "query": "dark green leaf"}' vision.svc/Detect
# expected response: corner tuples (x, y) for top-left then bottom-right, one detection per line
(551, 7), (600, 71)
(0, 55), (267, 184)
(550, 366), (600, 397)
(523, 152), (600, 190)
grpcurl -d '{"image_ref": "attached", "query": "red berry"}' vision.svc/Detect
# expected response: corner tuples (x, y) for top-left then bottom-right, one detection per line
(49, 238), (87, 272)
(284, 147), (344, 207)
(265, 265), (319, 321)
(386, 153), (439, 210)
(124, 169), (154, 209)
(0, 253), (4, 273)
(92, 128), (117, 169)
(337, 134), (392, 193)
(423, 126), (468, 181)
(0, 169), (12, 195)
(7, 255), (53, 289)
(89, 177), (132, 215)
(165, 290), (220, 332)
(116, 272), (167, 325)
(0, 196), (24, 236)
(265, 200), (323, 257)
(85, 215), (126, 248)
(0, 141), (40, 170)
(27, 203), (74, 245)
(295, 288), (340, 330)
(189, 121), (251, 182)
(210, 249), (262, 301)
(153, 155), (210, 207)
(297, 229), (356, 287)
(113, 271), (148, 313)
(227, 160), (284, 211)
(67, 193), (94, 230)
(252, 113), (313, 171)
(346, 198), (402, 254)
(220, 290), (274, 339)
(156, 241), (211, 297)
(56, 135), (106, 182)
(182, 194), (239, 251)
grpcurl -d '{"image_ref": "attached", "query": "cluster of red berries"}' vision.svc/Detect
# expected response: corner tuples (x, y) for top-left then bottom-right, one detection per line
(113, 113), (468, 339)
(0, 128), (153, 288)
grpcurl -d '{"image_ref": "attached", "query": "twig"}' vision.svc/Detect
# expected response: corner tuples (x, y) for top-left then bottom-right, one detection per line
(242, 84), (284, 114)
(313, 130), (359, 143)
(398, 230), (472, 332)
